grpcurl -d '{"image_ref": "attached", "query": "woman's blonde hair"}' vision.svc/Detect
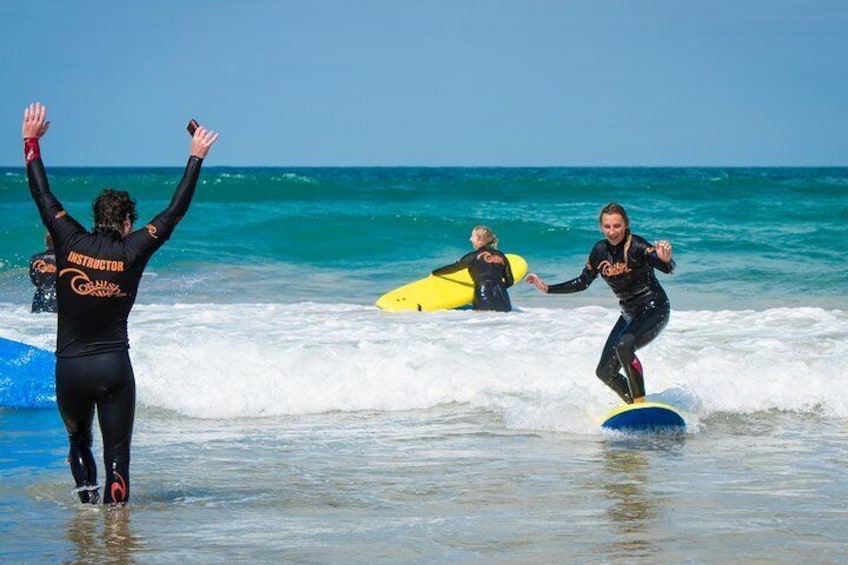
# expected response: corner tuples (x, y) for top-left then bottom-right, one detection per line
(473, 225), (498, 248)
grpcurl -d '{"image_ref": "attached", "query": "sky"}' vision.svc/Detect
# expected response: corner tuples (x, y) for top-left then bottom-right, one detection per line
(2, 0), (847, 167)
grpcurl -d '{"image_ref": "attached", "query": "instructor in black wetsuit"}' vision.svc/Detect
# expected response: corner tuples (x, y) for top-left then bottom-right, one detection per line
(432, 225), (515, 312)
(29, 233), (57, 313)
(22, 102), (219, 505)
(526, 203), (675, 404)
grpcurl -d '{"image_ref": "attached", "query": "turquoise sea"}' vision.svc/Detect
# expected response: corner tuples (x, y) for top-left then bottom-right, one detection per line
(1, 167), (847, 563)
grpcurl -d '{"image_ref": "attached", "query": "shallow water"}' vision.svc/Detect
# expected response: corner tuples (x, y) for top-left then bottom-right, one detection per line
(2, 406), (847, 564)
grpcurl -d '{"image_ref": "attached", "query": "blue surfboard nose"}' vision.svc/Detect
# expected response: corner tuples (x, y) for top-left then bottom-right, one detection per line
(0, 337), (56, 408)
(601, 402), (685, 432)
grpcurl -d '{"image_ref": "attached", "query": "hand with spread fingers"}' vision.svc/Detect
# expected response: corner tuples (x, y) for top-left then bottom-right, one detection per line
(655, 240), (673, 263)
(23, 102), (51, 139)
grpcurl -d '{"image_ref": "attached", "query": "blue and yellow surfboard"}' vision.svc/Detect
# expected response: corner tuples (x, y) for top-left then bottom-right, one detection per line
(601, 401), (685, 432)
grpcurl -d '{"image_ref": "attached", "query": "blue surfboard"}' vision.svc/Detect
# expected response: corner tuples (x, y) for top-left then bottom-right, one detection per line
(0, 337), (56, 408)
(601, 401), (685, 432)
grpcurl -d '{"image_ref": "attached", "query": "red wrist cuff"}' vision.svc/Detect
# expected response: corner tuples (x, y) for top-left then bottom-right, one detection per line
(24, 138), (41, 164)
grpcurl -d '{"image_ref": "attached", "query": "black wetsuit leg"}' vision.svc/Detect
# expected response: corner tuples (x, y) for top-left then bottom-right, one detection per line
(595, 316), (635, 403)
(474, 282), (512, 312)
(56, 351), (136, 504)
(55, 369), (99, 503)
(595, 293), (670, 403)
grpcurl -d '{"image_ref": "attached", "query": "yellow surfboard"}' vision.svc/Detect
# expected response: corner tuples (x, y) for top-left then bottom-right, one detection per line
(375, 254), (528, 312)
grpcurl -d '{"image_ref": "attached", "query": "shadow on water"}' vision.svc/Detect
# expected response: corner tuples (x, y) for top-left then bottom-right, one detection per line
(63, 506), (141, 565)
(592, 434), (686, 563)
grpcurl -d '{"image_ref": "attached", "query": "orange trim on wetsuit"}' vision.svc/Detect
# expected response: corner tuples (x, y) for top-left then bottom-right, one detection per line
(432, 246), (515, 312)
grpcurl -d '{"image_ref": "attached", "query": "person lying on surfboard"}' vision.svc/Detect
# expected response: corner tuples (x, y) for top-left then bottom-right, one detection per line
(432, 226), (515, 312)
(525, 203), (674, 404)
(22, 102), (219, 504)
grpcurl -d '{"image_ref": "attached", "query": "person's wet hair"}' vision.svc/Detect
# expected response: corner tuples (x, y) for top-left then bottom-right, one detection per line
(474, 225), (498, 248)
(93, 189), (138, 232)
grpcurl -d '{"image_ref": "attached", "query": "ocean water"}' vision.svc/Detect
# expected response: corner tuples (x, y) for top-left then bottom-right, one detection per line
(0, 167), (846, 563)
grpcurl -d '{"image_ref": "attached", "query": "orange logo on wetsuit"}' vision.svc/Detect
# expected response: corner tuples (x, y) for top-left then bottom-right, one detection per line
(32, 259), (56, 274)
(598, 260), (630, 278)
(67, 251), (125, 272)
(110, 470), (128, 503)
(60, 268), (126, 298)
(145, 223), (159, 239)
(476, 251), (505, 264)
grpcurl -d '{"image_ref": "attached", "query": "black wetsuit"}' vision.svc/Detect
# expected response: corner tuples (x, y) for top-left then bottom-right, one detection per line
(432, 246), (515, 312)
(29, 249), (57, 313)
(547, 231), (674, 403)
(26, 139), (204, 504)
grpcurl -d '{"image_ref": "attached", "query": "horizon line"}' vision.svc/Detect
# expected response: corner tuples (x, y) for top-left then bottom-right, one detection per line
(2, 163), (847, 169)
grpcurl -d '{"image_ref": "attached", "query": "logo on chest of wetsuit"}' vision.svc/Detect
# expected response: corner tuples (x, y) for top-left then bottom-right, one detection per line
(598, 260), (630, 278)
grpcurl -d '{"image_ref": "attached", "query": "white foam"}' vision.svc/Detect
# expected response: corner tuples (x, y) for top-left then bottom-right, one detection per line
(2, 303), (846, 432)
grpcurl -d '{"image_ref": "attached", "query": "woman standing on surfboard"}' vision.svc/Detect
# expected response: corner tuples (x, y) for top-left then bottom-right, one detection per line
(432, 226), (515, 312)
(525, 203), (674, 404)
(22, 102), (218, 504)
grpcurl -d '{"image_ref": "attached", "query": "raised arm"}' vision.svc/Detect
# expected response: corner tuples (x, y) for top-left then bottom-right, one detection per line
(119, 120), (220, 262)
(23, 102), (54, 210)
(22, 103), (86, 241)
(159, 125), (220, 224)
